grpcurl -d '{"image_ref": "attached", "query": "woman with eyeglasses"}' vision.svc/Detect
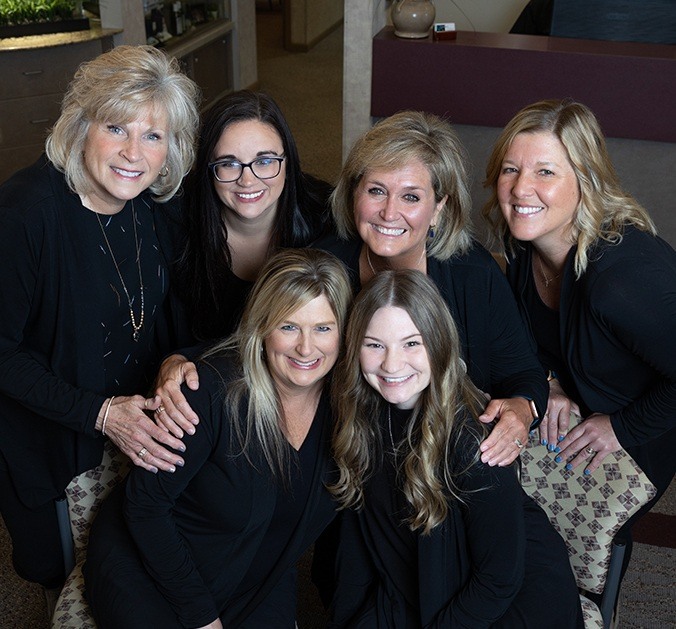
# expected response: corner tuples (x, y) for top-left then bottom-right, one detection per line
(153, 90), (334, 435)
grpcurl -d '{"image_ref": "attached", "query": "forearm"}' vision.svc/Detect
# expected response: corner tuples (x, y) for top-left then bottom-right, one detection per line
(0, 347), (104, 436)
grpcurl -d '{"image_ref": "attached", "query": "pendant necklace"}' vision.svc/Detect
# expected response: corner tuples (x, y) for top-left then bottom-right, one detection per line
(537, 253), (561, 288)
(366, 246), (426, 276)
(96, 201), (145, 342)
(387, 404), (396, 453)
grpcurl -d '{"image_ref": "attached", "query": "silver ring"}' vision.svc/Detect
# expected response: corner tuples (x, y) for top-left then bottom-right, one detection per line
(585, 447), (595, 456)
(157, 405), (166, 414)
(138, 447), (148, 459)
(515, 438), (524, 449)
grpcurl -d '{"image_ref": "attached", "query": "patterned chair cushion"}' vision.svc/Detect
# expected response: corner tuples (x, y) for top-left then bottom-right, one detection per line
(580, 594), (604, 628)
(52, 563), (96, 629)
(51, 440), (130, 628)
(520, 426), (657, 594)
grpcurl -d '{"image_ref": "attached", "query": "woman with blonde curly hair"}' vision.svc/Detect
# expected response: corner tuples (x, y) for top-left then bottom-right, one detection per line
(483, 98), (676, 606)
(0, 45), (199, 607)
(329, 270), (581, 627)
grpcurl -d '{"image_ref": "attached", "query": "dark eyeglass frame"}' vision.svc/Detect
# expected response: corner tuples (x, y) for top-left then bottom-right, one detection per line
(208, 156), (286, 183)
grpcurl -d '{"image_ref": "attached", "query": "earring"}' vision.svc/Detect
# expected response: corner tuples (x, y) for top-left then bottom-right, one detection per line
(159, 166), (169, 177)
(428, 224), (436, 239)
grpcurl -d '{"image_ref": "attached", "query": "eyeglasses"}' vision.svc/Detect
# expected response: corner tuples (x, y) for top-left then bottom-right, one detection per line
(209, 156), (286, 183)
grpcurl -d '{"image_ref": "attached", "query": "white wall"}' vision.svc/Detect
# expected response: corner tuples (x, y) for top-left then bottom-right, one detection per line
(288, 0), (344, 50)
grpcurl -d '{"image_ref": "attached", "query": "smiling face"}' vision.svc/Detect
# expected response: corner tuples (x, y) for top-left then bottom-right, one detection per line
(360, 306), (431, 409)
(497, 131), (580, 251)
(265, 295), (340, 397)
(81, 104), (169, 214)
(354, 160), (447, 268)
(211, 119), (286, 231)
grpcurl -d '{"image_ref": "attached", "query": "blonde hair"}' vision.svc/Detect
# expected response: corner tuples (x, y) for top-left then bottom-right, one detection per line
(482, 99), (656, 277)
(332, 111), (474, 260)
(207, 248), (352, 476)
(46, 45), (200, 201)
(330, 269), (487, 534)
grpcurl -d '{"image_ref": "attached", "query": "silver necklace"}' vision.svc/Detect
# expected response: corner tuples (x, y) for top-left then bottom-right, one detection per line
(96, 202), (145, 342)
(537, 253), (561, 288)
(365, 246), (426, 276)
(387, 404), (396, 452)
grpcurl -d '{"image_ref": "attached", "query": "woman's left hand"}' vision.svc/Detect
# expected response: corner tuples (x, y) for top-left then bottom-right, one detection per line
(555, 413), (622, 474)
(478, 397), (531, 466)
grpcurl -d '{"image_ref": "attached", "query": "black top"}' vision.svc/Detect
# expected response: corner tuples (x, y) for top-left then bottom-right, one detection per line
(313, 233), (548, 413)
(506, 227), (676, 491)
(0, 156), (189, 507)
(123, 354), (337, 627)
(330, 408), (583, 628)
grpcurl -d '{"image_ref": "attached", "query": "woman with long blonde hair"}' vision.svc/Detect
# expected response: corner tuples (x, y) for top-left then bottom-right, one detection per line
(329, 270), (581, 628)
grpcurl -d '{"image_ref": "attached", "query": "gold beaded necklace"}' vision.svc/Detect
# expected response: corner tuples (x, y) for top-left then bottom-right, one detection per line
(95, 201), (145, 342)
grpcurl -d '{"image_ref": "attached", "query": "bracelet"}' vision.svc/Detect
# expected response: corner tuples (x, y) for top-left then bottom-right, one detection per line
(101, 396), (115, 436)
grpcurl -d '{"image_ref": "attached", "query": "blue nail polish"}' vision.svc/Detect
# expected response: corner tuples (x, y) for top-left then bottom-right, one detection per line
(565, 463), (573, 471)
(555, 456), (562, 463)
(584, 469), (591, 476)
(554, 446), (561, 453)
(558, 435), (565, 442)
(541, 439), (548, 446)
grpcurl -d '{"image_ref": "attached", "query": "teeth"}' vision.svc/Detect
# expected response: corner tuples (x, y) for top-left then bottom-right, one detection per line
(514, 205), (543, 215)
(290, 358), (319, 367)
(237, 191), (264, 200)
(113, 167), (142, 178)
(373, 224), (405, 236)
(382, 375), (410, 383)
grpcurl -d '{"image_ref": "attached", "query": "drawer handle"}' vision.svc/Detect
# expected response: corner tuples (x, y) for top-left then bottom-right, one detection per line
(30, 119), (50, 125)
(22, 70), (44, 76)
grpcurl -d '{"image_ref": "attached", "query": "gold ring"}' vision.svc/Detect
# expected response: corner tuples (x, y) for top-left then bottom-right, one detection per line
(514, 438), (524, 449)
(144, 399), (149, 409)
(157, 405), (165, 414)
(138, 447), (148, 459)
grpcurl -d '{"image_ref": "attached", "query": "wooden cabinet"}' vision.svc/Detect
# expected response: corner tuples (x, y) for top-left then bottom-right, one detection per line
(0, 31), (115, 183)
(162, 19), (235, 111)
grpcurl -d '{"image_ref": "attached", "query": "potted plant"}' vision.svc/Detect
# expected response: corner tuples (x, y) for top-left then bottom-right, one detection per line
(0, 0), (89, 38)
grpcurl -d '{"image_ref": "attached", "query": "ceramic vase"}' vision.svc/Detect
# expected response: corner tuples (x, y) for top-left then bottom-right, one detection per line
(391, 0), (436, 39)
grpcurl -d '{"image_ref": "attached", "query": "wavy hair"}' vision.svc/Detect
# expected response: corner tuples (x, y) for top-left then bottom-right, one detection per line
(45, 45), (200, 201)
(176, 90), (333, 339)
(482, 99), (656, 277)
(329, 269), (487, 534)
(331, 111), (474, 260)
(206, 248), (351, 476)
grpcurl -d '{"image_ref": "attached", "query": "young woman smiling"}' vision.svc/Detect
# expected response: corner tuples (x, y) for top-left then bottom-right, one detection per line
(328, 270), (582, 628)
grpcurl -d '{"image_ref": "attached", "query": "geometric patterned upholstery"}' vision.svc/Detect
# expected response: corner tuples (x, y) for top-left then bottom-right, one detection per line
(580, 595), (604, 628)
(51, 440), (130, 629)
(520, 427), (657, 594)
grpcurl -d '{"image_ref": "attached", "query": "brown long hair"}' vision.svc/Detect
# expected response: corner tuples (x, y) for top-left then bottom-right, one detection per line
(329, 269), (487, 534)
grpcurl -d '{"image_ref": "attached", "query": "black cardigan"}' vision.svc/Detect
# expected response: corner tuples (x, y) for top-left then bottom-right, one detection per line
(122, 355), (337, 627)
(506, 226), (676, 490)
(0, 156), (190, 508)
(313, 234), (548, 412)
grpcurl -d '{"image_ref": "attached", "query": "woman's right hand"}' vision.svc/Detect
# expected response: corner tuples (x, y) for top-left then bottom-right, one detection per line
(539, 378), (581, 450)
(153, 353), (200, 438)
(99, 395), (186, 473)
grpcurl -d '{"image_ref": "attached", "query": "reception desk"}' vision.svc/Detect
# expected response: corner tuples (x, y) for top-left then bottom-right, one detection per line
(371, 27), (676, 143)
